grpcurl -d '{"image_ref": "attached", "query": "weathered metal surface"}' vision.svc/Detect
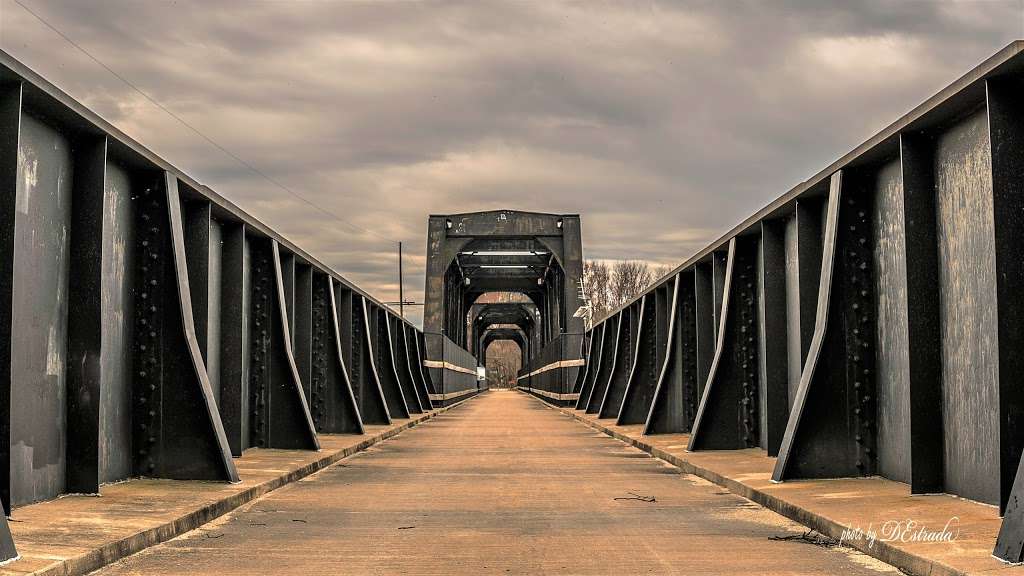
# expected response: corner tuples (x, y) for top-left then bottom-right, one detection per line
(11, 112), (73, 507)
(132, 174), (239, 483)
(0, 50), (429, 562)
(387, 315), (422, 414)
(689, 237), (762, 451)
(308, 277), (362, 434)
(207, 219), (223, 400)
(414, 332), (436, 396)
(872, 158), (911, 485)
(564, 51), (1024, 564)
(4, 27), (1024, 568)
(617, 295), (658, 424)
(248, 240), (319, 451)
(575, 323), (604, 410)
(0, 82), (20, 521)
(401, 324), (433, 409)
(644, 278), (677, 433)
(934, 108), (999, 506)
(372, 306), (411, 419)
(693, 262), (714, 400)
(599, 306), (634, 419)
(586, 314), (619, 414)
(423, 210), (582, 395)
(772, 173), (844, 480)
(98, 157), (134, 484)
(352, 296), (391, 424)
(218, 223), (248, 456)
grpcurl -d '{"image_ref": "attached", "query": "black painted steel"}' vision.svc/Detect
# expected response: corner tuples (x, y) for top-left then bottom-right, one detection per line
(688, 237), (763, 451)
(617, 295), (659, 425)
(758, 220), (789, 457)
(0, 49), (428, 563)
(66, 136), (106, 495)
(598, 310), (633, 419)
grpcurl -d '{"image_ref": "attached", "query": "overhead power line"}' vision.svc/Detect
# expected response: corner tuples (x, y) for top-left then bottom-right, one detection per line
(10, 0), (399, 245)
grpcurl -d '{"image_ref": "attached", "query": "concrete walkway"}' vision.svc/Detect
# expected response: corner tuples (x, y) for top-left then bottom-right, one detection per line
(96, 390), (899, 575)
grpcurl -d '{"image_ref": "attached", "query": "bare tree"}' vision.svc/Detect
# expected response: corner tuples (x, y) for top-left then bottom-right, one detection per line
(582, 259), (665, 324)
(582, 260), (612, 324)
(610, 260), (653, 308)
(485, 340), (521, 388)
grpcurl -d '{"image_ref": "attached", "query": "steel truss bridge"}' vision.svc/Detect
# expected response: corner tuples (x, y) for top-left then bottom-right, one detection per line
(0, 40), (1021, 573)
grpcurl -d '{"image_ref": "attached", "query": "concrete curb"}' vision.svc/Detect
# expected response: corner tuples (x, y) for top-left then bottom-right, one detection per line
(529, 393), (962, 576)
(34, 395), (479, 576)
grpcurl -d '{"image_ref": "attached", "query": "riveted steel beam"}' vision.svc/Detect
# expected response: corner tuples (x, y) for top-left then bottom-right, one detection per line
(689, 237), (763, 451)
(617, 294), (660, 425)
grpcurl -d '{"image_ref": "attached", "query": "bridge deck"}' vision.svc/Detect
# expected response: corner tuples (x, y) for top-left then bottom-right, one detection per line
(95, 391), (895, 575)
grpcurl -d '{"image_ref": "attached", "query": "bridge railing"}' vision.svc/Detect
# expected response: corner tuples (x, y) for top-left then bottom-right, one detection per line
(517, 333), (584, 405)
(549, 41), (1024, 563)
(422, 332), (481, 406)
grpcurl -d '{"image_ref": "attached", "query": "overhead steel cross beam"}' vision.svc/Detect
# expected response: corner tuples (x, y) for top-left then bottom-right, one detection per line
(480, 327), (531, 368)
(469, 302), (539, 358)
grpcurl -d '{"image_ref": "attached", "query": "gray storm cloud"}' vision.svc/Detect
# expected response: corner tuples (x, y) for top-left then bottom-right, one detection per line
(1, 0), (1020, 326)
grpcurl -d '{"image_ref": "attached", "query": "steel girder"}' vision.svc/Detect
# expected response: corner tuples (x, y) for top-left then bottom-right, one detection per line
(558, 43), (1024, 563)
(0, 49), (435, 562)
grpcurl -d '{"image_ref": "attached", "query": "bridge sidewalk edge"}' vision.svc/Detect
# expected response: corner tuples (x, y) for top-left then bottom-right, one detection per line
(27, 394), (482, 576)
(523, 391), (965, 576)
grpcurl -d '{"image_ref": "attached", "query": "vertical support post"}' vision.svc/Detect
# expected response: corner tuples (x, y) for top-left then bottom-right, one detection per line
(267, 241), (319, 450)
(373, 307), (411, 419)
(576, 323), (604, 410)
(644, 273), (684, 434)
(402, 324), (433, 410)
(160, 173), (239, 481)
(357, 296), (393, 424)
(219, 223), (247, 456)
(985, 77), (1024, 515)
(248, 238), (321, 450)
(183, 200), (211, 360)
(586, 314), (620, 414)
(315, 277), (363, 434)
(900, 133), (944, 494)
(689, 237), (762, 451)
(759, 220), (789, 456)
(774, 172), (863, 480)
(794, 198), (823, 367)
(618, 295), (659, 424)
(387, 316), (422, 413)
(598, 308), (632, 418)
(65, 135), (107, 494)
(694, 262), (714, 401)
(0, 83), (20, 516)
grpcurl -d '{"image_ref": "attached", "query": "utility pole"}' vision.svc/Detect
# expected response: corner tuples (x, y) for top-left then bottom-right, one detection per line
(398, 241), (404, 320)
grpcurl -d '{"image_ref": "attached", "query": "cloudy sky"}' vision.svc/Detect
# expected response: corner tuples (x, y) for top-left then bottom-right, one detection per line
(0, 1), (1020, 326)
